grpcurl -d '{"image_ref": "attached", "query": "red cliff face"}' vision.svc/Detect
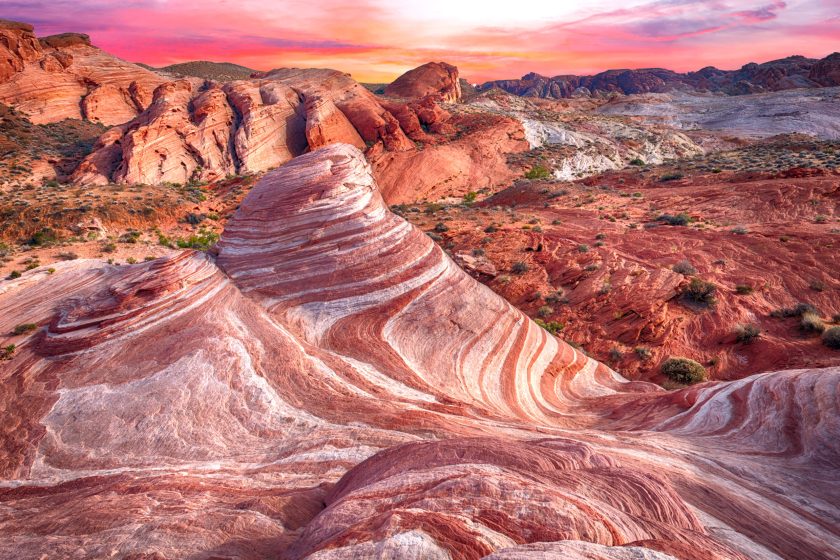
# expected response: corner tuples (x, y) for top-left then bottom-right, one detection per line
(0, 20), (166, 125)
(0, 144), (837, 560)
(385, 61), (462, 103)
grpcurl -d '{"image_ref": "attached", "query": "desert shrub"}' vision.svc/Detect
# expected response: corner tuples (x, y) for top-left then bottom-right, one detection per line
(57, 252), (78, 261)
(731, 226), (748, 235)
(427, 232), (442, 241)
(511, 261), (529, 274)
(463, 191), (477, 204)
(102, 242), (117, 253)
(175, 229), (219, 250)
(608, 348), (623, 361)
(11, 323), (37, 336)
(661, 357), (707, 384)
(658, 213), (692, 226)
(822, 326), (840, 349)
(735, 284), (754, 295)
(814, 215), (828, 224)
(0, 242), (10, 258)
(0, 344), (15, 360)
(771, 302), (820, 318)
(660, 172), (684, 182)
(545, 290), (567, 304)
(434, 222), (449, 233)
(185, 213), (206, 225)
(472, 248), (485, 257)
(734, 323), (761, 343)
(810, 280), (825, 292)
(683, 278), (717, 306)
(27, 228), (59, 246)
(424, 203), (444, 215)
(801, 312), (826, 333)
(629, 158), (645, 166)
(535, 319), (564, 335)
(484, 224), (498, 233)
(537, 305), (554, 318)
(577, 244), (589, 253)
(635, 346), (652, 361)
(672, 260), (696, 275)
(126, 257), (137, 264)
(496, 274), (511, 284)
(525, 165), (551, 180)
(6, 270), (21, 280)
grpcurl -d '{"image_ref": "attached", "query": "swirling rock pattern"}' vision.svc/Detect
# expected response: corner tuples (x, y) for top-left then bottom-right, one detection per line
(0, 144), (837, 560)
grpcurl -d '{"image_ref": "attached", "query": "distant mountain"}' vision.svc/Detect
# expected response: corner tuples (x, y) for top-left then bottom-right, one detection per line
(148, 61), (258, 81)
(479, 53), (840, 98)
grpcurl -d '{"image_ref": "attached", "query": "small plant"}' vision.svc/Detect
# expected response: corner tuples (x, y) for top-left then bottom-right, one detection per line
(497, 274), (511, 284)
(126, 257), (138, 264)
(735, 284), (754, 295)
(6, 270), (21, 280)
(731, 226), (748, 235)
(119, 230), (142, 243)
(545, 290), (567, 304)
(57, 252), (79, 261)
(598, 283), (611, 295)
(27, 228), (59, 246)
(511, 261), (529, 274)
(657, 213), (692, 226)
(463, 191), (477, 204)
(683, 278), (717, 306)
(472, 248), (485, 257)
(661, 357), (707, 384)
(771, 302), (820, 318)
(102, 242), (117, 253)
(801, 312), (826, 334)
(484, 224), (498, 234)
(814, 215), (828, 224)
(535, 319), (564, 335)
(434, 222), (449, 233)
(810, 280), (825, 292)
(635, 346), (652, 361)
(525, 165), (551, 180)
(734, 323), (761, 344)
(660, 172), (684, 182)
(0, 344), (15, 360)
(537, 305), (554, 318)
(672, 260), (696, 275)
(577, 244), (589, 253)
(608, 348), (623, 361)
(822, 326), (840, 349)
(629, 158), (645, 166)
(12, 323), (37, 335)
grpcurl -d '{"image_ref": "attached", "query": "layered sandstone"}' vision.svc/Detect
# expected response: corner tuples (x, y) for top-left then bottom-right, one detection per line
(385, 61), (462, 103)
(0, 144), (837, 559)
(0, 20), (166, 125)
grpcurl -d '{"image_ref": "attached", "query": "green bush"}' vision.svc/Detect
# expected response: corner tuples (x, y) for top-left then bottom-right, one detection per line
(771, 302), (820, 318)
(660, 172), (684, 182)
(525, 165), (551, 180)
(12, 323), (37, 335)
(672, 260), (696, 275)
(822, 326), (840, 349)
(629, 158), (645, 166)
(27, 228), (59, 246)
(463, 191), (477, 204)
(734, 323), (761, 343)
(658, 213), (692, 226)
(683, 278), (717, 306)
(537, 305), (554, 318)
(511, 261), (529, 274)
(0, 344), (15, 360)
(661, 357), (707, 384)
(801, 312), (826, 334)
(735, 284), (754, 295)
(535, 319), (564, 335)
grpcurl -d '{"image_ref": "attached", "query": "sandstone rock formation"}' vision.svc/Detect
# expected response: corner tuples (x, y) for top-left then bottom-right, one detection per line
(481, 53), (840, 99)
(385, 61), (462, 102)
(0, 144), (837, 559)
(0, 20), (166, 125)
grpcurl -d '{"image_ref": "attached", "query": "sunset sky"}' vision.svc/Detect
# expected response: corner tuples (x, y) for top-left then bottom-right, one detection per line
(4, 0), (839, 83)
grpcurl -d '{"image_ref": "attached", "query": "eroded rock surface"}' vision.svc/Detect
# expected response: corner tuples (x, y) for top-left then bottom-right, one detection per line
(0, 20), (165, 125)
(0, 144), (837, 560)
(385, 61), (462, 103)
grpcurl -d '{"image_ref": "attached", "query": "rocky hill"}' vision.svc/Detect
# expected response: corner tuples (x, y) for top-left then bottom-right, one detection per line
(149, 60), (258, 81)
(0, 144), (837, 559)
(480, 53), (840, 98)
(0, 19), (166, 125)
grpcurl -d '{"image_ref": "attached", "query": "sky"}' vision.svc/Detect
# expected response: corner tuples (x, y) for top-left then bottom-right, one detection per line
(3, 0), (839, 83)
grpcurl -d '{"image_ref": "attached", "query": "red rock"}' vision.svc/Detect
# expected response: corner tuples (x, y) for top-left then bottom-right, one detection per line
(0, 21), (166, 125)
(3, 145), (837, 560)
(385, 61), (462, 102)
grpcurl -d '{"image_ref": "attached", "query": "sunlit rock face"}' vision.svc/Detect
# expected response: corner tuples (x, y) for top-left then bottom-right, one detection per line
(0, 19), (166, 125)
(0, 144), (837, 560)
(385, 61), (462, 103)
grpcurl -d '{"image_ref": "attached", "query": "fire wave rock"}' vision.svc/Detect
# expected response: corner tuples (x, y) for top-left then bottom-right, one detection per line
(0, 144), (837, 560)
